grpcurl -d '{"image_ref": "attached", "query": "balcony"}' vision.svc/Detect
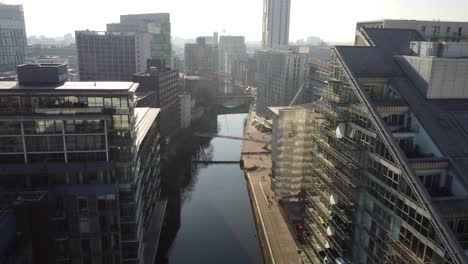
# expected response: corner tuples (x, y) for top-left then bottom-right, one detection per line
(374, 100), (409, 115)
(311, 151), (360, 187)
(305, 207), (349, 256)
(410, 158), (449, 170)
(388, 239), (421, 264)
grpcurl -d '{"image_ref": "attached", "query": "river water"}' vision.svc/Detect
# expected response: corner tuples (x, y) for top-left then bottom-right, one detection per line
(157, 113), (263, 264)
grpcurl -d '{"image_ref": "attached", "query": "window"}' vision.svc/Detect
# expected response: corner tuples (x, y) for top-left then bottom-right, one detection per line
(81, 239), (91, 253)
(446, 26), (451, 34)
(458, 27), (463, 37)
(78, 197), (89, 216)
(79, 218), (90, 233)
(421, 26), (426, 32)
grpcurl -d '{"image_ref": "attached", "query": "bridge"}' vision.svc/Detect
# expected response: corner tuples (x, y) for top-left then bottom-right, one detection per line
(194, 132), (270, 144)
(215, 93), (254, 108)
(192, 160), (241, 164)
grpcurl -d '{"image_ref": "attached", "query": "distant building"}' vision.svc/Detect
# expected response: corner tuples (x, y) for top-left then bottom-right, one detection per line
(133, 59), (180, 138)
(219, 36), (248, 83)
(198, 32), (219, 45)
(262, 0), (291, 49)
(26, 44), (78, 70)
(356, 19), (468, 43)
(0, 64), (164, 264)
(255, 46), (309, 116)
(184, 37), (218, 77)
(179, 93), (192, 129)
(107, 13), (172, 64)
(0, 4), (27, 72)
(76, 31), (152, 81)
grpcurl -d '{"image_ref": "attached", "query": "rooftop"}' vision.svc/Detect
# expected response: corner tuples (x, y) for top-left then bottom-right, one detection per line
(134, 107), (160, 149)
(0, 81), (139, 93)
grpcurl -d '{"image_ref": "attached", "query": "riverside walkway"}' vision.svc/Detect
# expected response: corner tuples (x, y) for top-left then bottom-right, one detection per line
(241, 111), (303, 264)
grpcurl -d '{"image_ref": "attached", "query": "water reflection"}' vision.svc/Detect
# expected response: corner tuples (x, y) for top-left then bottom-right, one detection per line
(156, 111), (263, 264)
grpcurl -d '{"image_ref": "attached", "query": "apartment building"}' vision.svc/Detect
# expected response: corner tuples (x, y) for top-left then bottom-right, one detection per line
(269, 105), (319, 203)
(262, 0), (291, 49)
(0, 64), (163, 264)
(107, 13), (172, 64)
(133, 59), (180, 139)
(76, 31), (152, 81)
(302, 26), (468, 264)
(184, 37), (218, 77)
(0, 4), (27, 72)
(255, 46), (309, 116)
(218, 36), (248, 83)
(356, 19), (468, 44)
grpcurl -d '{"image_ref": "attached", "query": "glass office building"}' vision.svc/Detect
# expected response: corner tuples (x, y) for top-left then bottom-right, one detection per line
(0, 64), (163, 264)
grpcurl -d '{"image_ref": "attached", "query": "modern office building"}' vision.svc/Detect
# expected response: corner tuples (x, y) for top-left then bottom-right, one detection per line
(133, 59), (180, 138)
(0, 4), (27, 72)
(198, 32), (219, 45)
(76, 31), (152, 81)
(302, 27), (468, 264)
(107, 13), (172, 64)
(356, 19), (468, 43)
(0, 64), (163, 264)
(26, 44), (78, 70)
(261, 0), (291, 49)
(184, 37), (218, 77)
(219, 36), (248, 83)
(255, 46), (309, 116)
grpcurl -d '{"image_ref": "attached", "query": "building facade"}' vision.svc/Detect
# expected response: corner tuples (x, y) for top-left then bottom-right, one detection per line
(107, 13), (172, 64)
(133, 59), (180, 139)
(261, 0), (290, 49)
(184, 37), (218, 77)
(356, 19), (468, 44)
(76, 31), (152, 81)
(179, 93), (191, 129)
(302, 27), (468, 264)
(218, 36), (248, 83)
(0, 4), (27, 72)
(0, 64), (163, 264)
(255, 47), (309, 116)
(269, 106), (318, 203)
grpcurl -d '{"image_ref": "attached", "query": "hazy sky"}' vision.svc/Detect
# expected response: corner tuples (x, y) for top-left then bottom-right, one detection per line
(3, 0), (468, 42)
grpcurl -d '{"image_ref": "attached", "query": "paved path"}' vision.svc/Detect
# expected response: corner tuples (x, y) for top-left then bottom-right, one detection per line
(242, 111), (302, 264)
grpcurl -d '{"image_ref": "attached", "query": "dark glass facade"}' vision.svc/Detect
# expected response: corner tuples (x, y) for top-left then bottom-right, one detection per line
(0, 4), (26, 72)
(0, 81), (162, 264)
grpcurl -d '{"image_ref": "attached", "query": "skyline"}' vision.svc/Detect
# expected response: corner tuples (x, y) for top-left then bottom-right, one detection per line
(3, 0), (468, 42)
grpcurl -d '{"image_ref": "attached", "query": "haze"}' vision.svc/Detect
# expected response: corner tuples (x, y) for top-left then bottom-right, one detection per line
(3, 0), (468, 42)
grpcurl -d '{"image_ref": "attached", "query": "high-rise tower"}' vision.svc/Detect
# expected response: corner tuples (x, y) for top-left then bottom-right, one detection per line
(0, 4), (27, 72)
(261, 0), (291, 49)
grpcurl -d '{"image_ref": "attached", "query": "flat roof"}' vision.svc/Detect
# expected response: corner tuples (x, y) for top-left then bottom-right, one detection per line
(0, 81), (139, 93)
(134, 107), (160, 150)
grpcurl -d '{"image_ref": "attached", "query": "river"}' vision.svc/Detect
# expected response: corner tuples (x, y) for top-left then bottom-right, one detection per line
(156, 113), (263, 264)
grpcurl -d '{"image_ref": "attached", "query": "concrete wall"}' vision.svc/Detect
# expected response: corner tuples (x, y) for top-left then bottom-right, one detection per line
(384, 20), (468, 39)
(397, 55), (468, 99)
(410, 41), (468, 58)
(428, 58), (468, 98)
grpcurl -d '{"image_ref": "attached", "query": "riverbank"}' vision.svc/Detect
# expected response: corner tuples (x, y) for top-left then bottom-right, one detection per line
(241, 111), (302, 264)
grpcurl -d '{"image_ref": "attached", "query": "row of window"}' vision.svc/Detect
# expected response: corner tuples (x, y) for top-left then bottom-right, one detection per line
(0, 95), (130, 109)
